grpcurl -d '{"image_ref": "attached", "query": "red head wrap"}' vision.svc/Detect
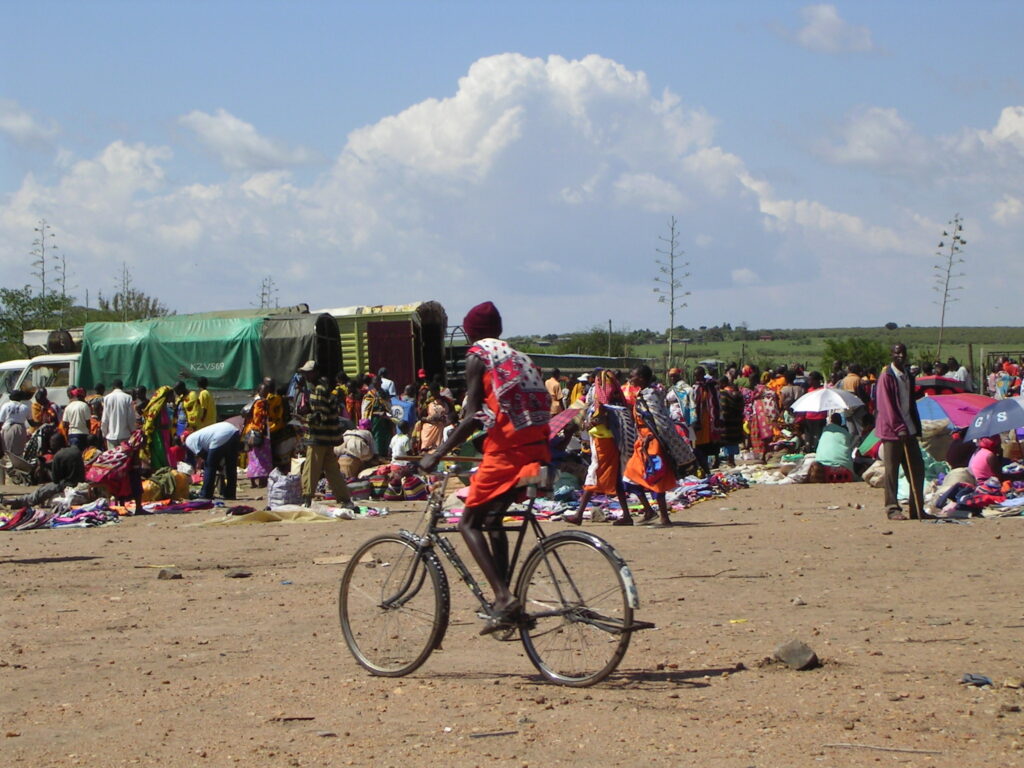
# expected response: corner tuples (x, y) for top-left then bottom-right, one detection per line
(463, 301), (502, 340)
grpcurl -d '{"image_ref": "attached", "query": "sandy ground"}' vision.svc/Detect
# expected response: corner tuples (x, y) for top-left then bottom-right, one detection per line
(3, 477), (1024, 768)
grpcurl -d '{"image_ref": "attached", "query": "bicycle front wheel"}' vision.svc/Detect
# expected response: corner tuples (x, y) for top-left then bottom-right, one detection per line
(516, 531), (634, 686)
(339, 533), (449, 677)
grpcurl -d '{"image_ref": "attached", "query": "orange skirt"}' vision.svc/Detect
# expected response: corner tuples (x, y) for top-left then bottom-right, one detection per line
(584, 436), (620, 494)
(465, 441), (551, 508)
(624, 432), (677, 493)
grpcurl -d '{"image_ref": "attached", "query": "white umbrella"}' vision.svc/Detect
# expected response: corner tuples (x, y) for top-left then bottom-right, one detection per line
(790, 387), (863, 412)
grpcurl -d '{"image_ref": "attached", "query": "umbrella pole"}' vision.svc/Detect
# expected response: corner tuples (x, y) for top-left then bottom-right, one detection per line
(903, 439), (924, 521)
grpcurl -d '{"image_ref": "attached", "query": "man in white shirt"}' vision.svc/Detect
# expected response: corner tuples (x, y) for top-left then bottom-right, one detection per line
(100, 379), (138, 449)
(185, 421), (241, 500)
(947, 356), (974, 392)
(62, 387), (92, 450)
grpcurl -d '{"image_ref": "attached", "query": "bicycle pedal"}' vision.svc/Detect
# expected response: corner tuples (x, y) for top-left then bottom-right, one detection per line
(627, 620), (656, 632)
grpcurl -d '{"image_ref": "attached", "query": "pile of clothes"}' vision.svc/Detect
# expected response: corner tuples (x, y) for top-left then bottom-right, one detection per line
(926, 464), (1024, 518)
(0, 497), (120, 530)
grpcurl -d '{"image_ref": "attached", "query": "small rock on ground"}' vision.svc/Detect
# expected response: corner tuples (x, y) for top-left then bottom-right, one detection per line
(774, 639), (819, 670)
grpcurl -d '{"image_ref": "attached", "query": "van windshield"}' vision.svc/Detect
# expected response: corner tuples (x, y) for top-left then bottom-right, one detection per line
(0, 367), (25, 396)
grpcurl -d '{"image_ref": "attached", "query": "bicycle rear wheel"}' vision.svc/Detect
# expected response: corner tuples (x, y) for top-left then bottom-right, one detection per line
(516, 531), (634, 686)
(339, 533), (449, 676)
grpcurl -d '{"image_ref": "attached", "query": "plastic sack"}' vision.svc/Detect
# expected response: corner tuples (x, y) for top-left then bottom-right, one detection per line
(552, 470), (581, 502)
(267, 467), (302, 510)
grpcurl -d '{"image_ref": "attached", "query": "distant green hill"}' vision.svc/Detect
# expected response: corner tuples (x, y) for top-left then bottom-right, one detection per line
(515, 326), (1024, 375)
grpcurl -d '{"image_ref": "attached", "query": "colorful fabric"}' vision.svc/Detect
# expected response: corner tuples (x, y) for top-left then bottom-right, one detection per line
(468, 338), (549, 433)
(418, 397), (448, 451)
(246, 440), (273, 478)
(141, 386), (174, 468)
(749, 385), (779, 454)
(465, 443), (549, 507)
(583, 436), (621, 494)
(245, 396), (269, 436)
(686, 380), (723, 445)
(634, 386), (694, 468)
(307, 383), (342, 446)
(718, 385), (745, 446)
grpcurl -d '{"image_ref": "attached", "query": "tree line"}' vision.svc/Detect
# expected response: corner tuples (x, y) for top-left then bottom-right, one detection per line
(1, 220), (172, 359)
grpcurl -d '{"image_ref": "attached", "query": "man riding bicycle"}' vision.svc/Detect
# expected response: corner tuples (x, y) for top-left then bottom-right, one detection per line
(419, 301), (550, 634)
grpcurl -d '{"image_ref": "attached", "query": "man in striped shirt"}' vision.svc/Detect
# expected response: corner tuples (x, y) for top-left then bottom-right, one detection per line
(301, 374), (354, 508)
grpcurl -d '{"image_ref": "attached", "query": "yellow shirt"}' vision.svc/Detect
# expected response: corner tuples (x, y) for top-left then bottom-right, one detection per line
(196, 388), (217, 429)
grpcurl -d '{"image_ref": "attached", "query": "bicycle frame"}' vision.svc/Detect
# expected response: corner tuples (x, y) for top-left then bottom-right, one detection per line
(397, 467), (641, 623)
(340, 458), (651, 685)
(397, 468), (543, 617)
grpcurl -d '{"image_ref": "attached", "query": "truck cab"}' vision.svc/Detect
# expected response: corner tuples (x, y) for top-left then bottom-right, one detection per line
(0, 359), (31, 406)
(8, 353), (81, 408)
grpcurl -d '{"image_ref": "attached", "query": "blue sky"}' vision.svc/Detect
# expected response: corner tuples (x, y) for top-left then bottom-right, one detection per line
(2, 1), (1022, 335)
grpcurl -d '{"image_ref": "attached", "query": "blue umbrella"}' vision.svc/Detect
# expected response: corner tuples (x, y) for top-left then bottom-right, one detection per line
(963, 397), (1024, 441)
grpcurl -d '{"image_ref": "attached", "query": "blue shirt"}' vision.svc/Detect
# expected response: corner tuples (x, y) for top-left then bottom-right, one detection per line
(185, 421), (239, 454)
(390, 397), (415, 431)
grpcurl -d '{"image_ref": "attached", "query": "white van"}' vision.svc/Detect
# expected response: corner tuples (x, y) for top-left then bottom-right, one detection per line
(8, 353), (82, 408)
(0, 358), (31, 405)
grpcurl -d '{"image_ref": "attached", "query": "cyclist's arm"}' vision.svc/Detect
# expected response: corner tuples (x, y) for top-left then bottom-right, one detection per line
(419, 355), (484, 472)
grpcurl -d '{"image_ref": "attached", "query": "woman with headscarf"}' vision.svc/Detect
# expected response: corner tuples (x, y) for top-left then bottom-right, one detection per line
(345, 374), (365, 433)
(140, 386), (174, 469)
(29, 388), (60, 432)
(361, 378), (395, 456)
(416, 380), (450, 453)
(717, 376), (745, 468)
(683, 366), (722, 476)
(747, 372), (779, 464)
(563, 369), (634, 526)
(969, 435), (1013, 484)
(624, 365), (695, 526)
(243, 378), (276, 487)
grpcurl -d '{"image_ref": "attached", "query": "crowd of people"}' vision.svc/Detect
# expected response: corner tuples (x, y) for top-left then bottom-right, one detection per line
(2, 312), (1020, 631)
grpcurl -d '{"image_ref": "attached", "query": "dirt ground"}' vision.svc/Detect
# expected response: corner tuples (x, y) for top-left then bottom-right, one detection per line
(3, 477), (1024, 768)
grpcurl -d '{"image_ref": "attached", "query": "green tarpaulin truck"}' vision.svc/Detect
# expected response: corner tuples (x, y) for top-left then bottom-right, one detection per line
(9, 309), (341, 413)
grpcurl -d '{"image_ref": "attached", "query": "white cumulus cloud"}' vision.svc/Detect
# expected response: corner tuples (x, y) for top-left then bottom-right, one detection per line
(613, 172), (686, 212)
(793, 4), (874, 54)
(818, 106), (930, 169)
(2, 52), (1016, 334)
(179, 109), (314, 170)
(731, 268), (760, 286)
(993, 195), (1023, 225)
(0, 99), (58, 144)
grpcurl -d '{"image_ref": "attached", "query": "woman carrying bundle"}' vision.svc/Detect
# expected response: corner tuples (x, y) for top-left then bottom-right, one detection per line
(624, 365), (695, 527)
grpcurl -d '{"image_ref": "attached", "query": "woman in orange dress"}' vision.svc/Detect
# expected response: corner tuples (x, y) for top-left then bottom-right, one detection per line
(564, 369), (634, 526)
(624, 365), (695, 526)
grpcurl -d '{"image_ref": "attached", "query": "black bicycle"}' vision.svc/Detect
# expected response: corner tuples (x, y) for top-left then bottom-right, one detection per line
(338, 458), (652, 686)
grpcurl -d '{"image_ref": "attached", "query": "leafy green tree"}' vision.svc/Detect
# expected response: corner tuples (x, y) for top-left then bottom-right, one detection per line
(0, 285), (75, 358)
(96, 289), (172, 321)
(553, 325), (630, 357)
(821, 337), (889, 373)
(96, 262), (172, 321)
